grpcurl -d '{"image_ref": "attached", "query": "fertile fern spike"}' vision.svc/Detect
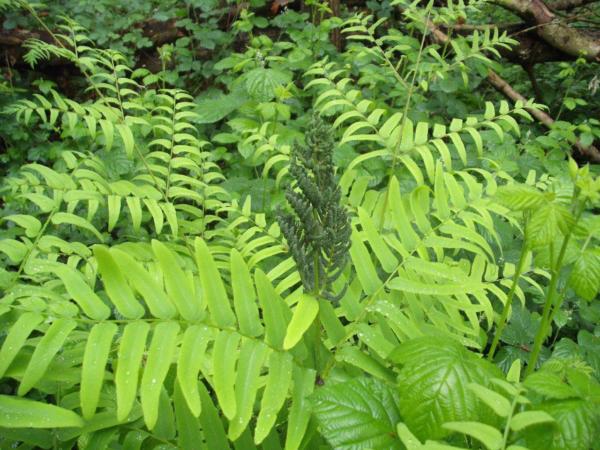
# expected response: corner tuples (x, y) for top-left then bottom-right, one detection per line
(277, 114), (351, 300)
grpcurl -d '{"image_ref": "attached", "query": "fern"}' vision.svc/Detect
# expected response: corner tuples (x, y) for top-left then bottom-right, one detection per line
(277, 114), (351, 300)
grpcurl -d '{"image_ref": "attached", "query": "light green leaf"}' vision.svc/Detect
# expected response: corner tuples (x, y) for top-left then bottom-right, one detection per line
(284, 366), (315, 450)
(528, 203), (574, 246)
(51, 212), (104, 242)
(0, 312), (44, 378)
(152, 240), (200, 320)
(116, 321), (150, 421)
(116, 124), (134, 157)
(510, 410), (555, 431)
(141, 321), (180, 429)
(81, 322), (118, 419)
(283, 294), (319, 350)
(255, 269), (291, 349)
(443, 422), (503, 450)
(18, 318), (77, 396)
(2, 215), (41, 238)
(94, 246), (145, 319)
(112, 249), (177, 319)
(568, 249), (600, 301)
(195, 238), (236, 328)
(254, 351), (293, 444)
(0, 395), (83, 428)
(350, 231), (382, 295)
(99, 119), (114, 151)
(212, 330), (240, 420)
(177, 325), (211, 417)
(495, 184), (546, 211)
(468, 384), (512, 417)
(228, 340), (268, 440)
(230, 249), (263, 337)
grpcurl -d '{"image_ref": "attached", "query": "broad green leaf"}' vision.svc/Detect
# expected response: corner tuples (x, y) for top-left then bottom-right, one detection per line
(523, 399), (597, 450)
(495, 184), (546, 211)
(18, 318), (77, 396)
(528, 203), (574, 246)
(0, 312), (43, 378)
(510, 410), (555, 431)
(568, 249), (600, 301)
(311, 377), (403, 450)
(524, 371), (578, 399)
(230, 249), (263, 337)
(0, 395), (83, 428)
(283, 294), (319, 350)
(255, 351), (293, 444)
(195, 238), (236, 328)
(245, 68), (291, 102)
(81, 322), (118, 419)
(213, 330), (240, 420)
(228, 340), (268, 440)
(152, 240), (200, 320)
(394, 337), (501, 439)
(94, 246), (144, 319)
(177, 325), (211, 417)
(443, 422), (503, 450)
(140, 322), (180, 429)
(116, 321), (150, 421)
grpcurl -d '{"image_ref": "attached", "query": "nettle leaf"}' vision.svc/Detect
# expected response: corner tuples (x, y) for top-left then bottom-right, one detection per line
(495, 184), (547, 211)
(194, 89), (248, 124)
(524, 399), (600, 450)
(311, 377), (402, 450)
(524, 371), (579, 400)
(244, 68), (291, 102)
(528, 202), (574, 246)
(393, 337), (501, 440)
(568, 248), (600, 301)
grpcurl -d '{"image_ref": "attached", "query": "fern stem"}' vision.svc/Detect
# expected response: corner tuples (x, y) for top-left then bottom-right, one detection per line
(487, 239), (529, 360)
(379, 7), (431, 228)
(525, 200), (585, 376)
(501, 395), (520, 449)
(164, 91), (177, 200)
(13, 205), (58, 284)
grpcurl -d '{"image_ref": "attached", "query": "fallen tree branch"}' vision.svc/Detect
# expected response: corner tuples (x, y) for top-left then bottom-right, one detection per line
(492, 0), (600, 62)
(551, 0), (599, 10)
(425, 18), (600, 162)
